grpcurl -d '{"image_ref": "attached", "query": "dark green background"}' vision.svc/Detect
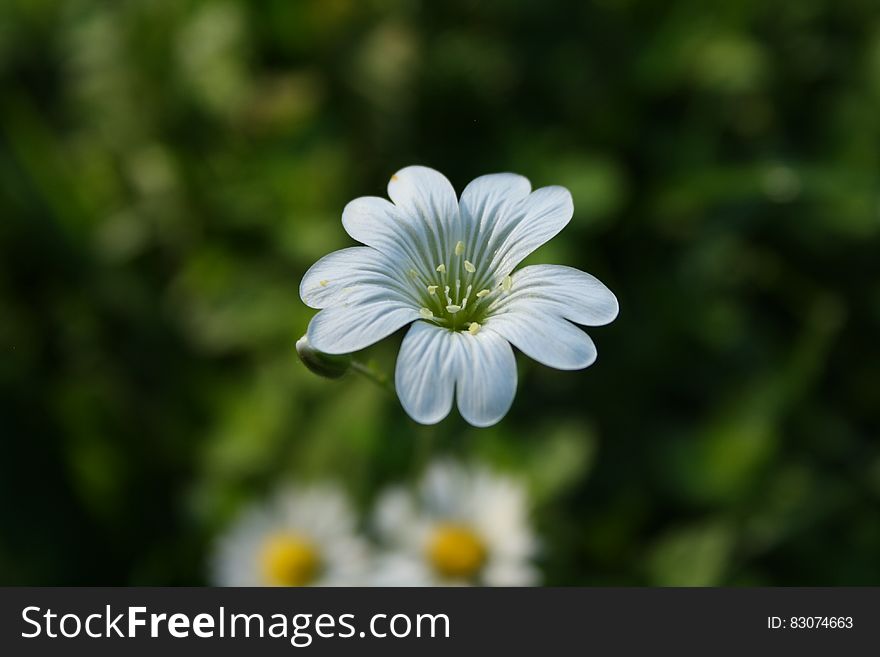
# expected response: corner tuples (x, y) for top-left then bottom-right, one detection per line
(1, 0), (879, 585)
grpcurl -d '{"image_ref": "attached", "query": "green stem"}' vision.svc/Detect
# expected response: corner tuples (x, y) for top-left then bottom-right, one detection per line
(350, 359), (395, 395)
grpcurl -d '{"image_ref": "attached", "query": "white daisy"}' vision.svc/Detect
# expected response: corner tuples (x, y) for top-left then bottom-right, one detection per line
(211, 484), (370, 586)
(371, 460), (539, 586)
(300, 166), (619, 427)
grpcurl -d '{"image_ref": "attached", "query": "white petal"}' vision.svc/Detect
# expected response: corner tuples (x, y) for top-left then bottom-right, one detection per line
(487, 311), (597, 370)
(491, 264), (619, 326)
(299, 246), (415, 309)
(211, 508), (273, 586)
(307, 291), (418, 354)
(388, 165), (461, 260)
(279, 485), (356, 539)
(459, 173), (531, 259)
(395, 323), (517, 427)
(422, 460), (469, 518)
(395, 321), (458, 425)
(371, 554), (437, 586)
(482, 560), (541, 586)
(469, 475), (536, 559)
(341, 196), (436, 272)
(320, 538), (372, 586)
(489, 186), (574, 276)
(388, 165), (459, 227)
(455, 328), (517, 427)
(373, 487), (422, 548)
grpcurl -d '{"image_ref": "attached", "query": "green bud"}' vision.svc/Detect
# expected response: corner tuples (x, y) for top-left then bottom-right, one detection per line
(295, 335), (352, 379)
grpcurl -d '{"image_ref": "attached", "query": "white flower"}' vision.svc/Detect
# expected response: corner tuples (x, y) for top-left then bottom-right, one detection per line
(300, 166), (619, 427)
(371, 460), (539, 586)
(211, 484), (370, 586)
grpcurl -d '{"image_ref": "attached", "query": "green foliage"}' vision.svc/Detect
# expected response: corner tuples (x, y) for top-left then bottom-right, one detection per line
(1, 0), (879, 585)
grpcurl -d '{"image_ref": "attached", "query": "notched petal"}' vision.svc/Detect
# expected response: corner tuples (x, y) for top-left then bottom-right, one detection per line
(454, 329), (517, 427)
(395, 322), (458, 425)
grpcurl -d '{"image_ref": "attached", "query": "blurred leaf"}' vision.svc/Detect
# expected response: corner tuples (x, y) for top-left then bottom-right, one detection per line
(647, 521), (734, 586)
(526, 421), (598, 505)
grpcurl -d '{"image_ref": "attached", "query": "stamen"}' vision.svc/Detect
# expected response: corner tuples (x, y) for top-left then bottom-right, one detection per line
(319, 280), (329, 287)
(461, 285), (472, 308)
(463, 260), (476, 273)
(444, 285), (452, 304)
(436, 264), (446, 273)
(446, 304), (462, 314)
(419, 307), (434, 319)
(475, 289), (490, 298)
(468, 322), (481, 335)
(408, 268), (419, 279)
(455, 279), (461, 300)
(454, 241), (465, 256)
(427, 285), (438, 295)
(501, 275), (512, 292)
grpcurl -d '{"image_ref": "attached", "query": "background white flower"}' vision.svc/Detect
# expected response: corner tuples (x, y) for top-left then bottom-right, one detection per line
(371, 460), (540, 586)
(300, 165), (619, 427)
(211, 484), (370, 586)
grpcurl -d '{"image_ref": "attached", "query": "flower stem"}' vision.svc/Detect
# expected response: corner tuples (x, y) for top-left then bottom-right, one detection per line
(350, 359), (395, 395)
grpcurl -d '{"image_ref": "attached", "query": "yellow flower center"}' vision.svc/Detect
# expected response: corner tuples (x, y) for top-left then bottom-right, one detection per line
(260, 533), (321, 586)
(426, 523), (487, 580)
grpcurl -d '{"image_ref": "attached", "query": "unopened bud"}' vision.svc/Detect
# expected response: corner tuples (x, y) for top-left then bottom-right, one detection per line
(296, 336), (351, 379)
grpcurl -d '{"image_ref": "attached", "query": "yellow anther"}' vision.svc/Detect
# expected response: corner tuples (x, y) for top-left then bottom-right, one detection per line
(446, 304), (462, 314)
(427, 285), (438, 295)
(501, 275), (512, 292)
(318, 280), (329, 287)
(436, 264), (447, 273)
(408, 268), (419, 279)
(419, 307), (434, 319)
(468, 322), (481, 335)
(475, 289), (490, 298)
(454, 241), (465, 256)
(463, 260), (476, 273)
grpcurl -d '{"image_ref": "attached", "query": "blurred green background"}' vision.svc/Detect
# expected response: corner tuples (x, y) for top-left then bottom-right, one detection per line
(2, 0), (880, 585)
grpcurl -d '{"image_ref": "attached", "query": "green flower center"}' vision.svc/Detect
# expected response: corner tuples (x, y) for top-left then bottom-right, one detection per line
(407, 240), (511, 333)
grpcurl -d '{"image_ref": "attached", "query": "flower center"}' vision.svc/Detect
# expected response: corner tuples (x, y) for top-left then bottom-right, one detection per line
(260, 533), (322, 586)
(426, 523), (487, 580)
(408, 240), (512, 332)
